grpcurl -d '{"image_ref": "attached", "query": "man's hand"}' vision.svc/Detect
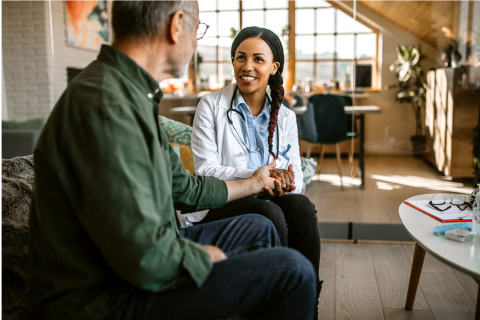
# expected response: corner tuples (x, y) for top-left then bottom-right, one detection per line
(251, 162), (276, 191)
(203, 245), (227, 263)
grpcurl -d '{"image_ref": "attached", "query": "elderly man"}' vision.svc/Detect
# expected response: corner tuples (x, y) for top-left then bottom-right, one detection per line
(27, 2), (315, 320)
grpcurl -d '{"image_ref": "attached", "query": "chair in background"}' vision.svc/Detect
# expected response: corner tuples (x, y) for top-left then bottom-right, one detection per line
(297, 94), (348, 190)
(339, 95), (359, 176)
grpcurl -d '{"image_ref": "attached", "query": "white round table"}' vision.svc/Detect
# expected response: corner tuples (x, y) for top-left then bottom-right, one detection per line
(399, 194), (480, 318)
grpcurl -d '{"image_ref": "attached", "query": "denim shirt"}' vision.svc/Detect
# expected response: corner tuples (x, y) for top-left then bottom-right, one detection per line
(235, 91), (271, 169)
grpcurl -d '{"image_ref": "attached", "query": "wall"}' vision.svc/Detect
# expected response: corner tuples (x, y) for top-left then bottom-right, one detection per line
(2, 1), (109, 121)
(1, 49), (8, 120)
(49, 1), (108, 103)
(333, 1), (441, 155)
(2, 1), (53, 121)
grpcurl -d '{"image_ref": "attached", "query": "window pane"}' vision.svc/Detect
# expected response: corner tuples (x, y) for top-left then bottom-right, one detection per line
(218, 37), (233, 62)
(357, 33), (376, 59)
(316, 8), (334, 34)
(218, 0), (239, 11)
(296, 0), (330, 8)
(265, 10), (287, 35)
(243, 10), (264, 28)
(198, 63), (217, 90)
(336, 34), (354, 59)
(197, 37), (217, 62)
(296, 35), (315, 60)
(336, 61), (354, 87)
(356, 21), (373, 33)
(200, 12), (217, 36)
(219, 63), (235, 87)
(336, 10), (354, 33)
(282, 62), (289, 86)
(316, 35), (334, 59)
(242, 0), (263, 10)
(315, 62), (334, 86)
(296, 62), (314, 86)
(265, 0), (287, 9)
(199, 0), (216, 11)
(218, 11), (240, 36)
(296, 9), (314, 34)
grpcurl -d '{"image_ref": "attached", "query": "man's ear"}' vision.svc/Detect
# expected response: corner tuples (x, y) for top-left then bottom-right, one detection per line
(168, 11), (184, 44)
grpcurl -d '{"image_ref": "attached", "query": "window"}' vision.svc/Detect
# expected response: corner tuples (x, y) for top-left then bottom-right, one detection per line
(198, 0), (288, 90)
(196, 1), (378, 91)
(295, 1), (377, 89)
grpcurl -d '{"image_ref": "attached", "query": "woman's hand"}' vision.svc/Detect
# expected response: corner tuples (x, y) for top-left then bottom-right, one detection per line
(269, 165), (296, 191)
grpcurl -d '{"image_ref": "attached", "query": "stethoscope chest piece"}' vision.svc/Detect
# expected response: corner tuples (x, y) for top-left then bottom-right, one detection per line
(272, 157), (282, 168)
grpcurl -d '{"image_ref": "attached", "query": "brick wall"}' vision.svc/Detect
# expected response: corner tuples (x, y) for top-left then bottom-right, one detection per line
(2, 1), (52, 121)
(2, 1), (109, 121)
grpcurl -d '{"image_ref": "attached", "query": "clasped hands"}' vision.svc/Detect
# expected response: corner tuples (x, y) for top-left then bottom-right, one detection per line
(265, 164), (296, 197)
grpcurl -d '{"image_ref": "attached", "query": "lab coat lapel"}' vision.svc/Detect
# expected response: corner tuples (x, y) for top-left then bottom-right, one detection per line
(218, 84), (248, 154)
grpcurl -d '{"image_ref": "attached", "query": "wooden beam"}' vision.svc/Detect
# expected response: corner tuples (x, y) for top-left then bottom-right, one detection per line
(287, 0), (296, 91)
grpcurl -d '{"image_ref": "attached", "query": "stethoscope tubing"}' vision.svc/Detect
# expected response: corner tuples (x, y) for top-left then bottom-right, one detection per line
(227, 85), (279, 159)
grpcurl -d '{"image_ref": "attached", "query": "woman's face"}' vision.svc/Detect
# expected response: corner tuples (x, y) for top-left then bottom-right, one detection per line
(233, 37), (280, 95)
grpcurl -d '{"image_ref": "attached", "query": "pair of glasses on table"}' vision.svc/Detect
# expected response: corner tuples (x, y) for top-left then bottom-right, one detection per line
(429, 193), (476, 212)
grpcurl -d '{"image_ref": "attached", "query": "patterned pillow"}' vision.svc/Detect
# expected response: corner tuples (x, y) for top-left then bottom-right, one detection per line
(300, 157), (317, 194)
(158, 116), (192, 146)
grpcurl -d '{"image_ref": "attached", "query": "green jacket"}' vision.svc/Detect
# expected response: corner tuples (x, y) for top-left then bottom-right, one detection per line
(27, 45), (228, 320)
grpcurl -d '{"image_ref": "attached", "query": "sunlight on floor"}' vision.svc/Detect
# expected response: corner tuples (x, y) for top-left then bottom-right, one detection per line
(311, 174), (361, 187)
(371, 174), (474, 194)
(311, 173), (474, 194)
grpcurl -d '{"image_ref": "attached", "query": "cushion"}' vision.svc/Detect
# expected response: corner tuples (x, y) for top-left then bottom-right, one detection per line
(2, 118), (45, 131)
(2, 155), (35, 320)
(159, 116), (192, 146)
(300, 157), (317, 195)
(171, 143), (194, 175)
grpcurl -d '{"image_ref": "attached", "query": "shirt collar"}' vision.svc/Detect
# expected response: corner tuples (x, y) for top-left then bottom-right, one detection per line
(235, 89), (270, 119)
(97, 44), (163, 103)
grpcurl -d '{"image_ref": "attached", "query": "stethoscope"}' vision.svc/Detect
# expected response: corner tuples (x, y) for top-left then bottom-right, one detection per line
(226, 85), (282, 168)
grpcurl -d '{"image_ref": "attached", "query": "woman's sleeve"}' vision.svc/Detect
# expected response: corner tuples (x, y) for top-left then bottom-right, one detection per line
(191, 95), (255, 181)
(286, 111), (304, 194)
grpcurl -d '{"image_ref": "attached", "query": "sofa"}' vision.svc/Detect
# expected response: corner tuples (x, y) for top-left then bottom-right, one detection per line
(2, 119), (45, 159)
(2, 116), (317, 319)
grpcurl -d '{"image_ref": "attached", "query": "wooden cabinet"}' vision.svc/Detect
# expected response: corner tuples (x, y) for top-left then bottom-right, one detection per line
(425, 68), (479, 177)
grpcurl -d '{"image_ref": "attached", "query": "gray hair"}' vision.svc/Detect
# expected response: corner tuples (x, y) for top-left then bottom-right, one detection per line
(112, 1), (197, 43)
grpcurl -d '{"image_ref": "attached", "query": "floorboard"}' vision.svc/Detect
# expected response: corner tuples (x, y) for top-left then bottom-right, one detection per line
(452, 268), (479, 304)
(320, 242), (336, 269)
(318, 268), (335, 320)
(383, 308), (435, 320)
(419, 273), (476, 320)
(402, 245), (452, 274)
(335, 243), (384, 320)
(370, 245), (430, 310)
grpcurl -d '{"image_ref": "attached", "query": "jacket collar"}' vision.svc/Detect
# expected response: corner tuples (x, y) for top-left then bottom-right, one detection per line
(97, 44), (162, 103)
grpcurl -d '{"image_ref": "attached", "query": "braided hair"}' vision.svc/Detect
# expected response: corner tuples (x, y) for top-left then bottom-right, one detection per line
(230, 27), (285, 161)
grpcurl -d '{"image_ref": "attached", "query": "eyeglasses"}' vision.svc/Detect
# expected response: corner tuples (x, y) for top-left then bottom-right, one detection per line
(429, 193), (473, 212)
(186, 13), (210, 40)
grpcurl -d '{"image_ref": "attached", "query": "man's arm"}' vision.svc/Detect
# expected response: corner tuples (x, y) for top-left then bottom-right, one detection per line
(224, 162), (277, 202)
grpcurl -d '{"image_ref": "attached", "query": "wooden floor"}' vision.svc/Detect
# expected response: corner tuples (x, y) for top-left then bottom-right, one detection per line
(304, 154), (475, 224)
(318, 241), (478, 320)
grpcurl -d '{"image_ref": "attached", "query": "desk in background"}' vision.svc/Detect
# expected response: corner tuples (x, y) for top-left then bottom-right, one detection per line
(292, 105), (382, 188)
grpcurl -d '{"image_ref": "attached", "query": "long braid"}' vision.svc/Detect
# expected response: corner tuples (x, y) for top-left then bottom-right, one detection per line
(231, 27), (285, 160)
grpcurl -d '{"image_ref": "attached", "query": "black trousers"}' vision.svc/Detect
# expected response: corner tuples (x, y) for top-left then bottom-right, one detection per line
(195, 194), (321, 279)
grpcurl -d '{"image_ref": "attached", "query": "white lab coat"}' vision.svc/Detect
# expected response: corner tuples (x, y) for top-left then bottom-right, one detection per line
(192, 83), (303, 190)
(184, 84), (303, 224)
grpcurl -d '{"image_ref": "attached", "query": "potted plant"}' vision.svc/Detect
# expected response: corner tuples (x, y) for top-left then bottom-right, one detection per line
(385, 45), (427, 157)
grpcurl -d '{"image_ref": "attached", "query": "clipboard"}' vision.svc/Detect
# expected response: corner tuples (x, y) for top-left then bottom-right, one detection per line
(404, 200), (472, 223)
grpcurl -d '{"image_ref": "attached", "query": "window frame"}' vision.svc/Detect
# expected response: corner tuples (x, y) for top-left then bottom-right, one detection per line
(197, 1), (380, 91)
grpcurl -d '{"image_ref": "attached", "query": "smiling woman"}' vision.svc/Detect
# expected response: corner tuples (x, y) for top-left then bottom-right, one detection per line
(191, 27), (323, 320)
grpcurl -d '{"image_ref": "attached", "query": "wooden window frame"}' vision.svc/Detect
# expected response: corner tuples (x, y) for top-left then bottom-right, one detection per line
(197, 1), (379, 92)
